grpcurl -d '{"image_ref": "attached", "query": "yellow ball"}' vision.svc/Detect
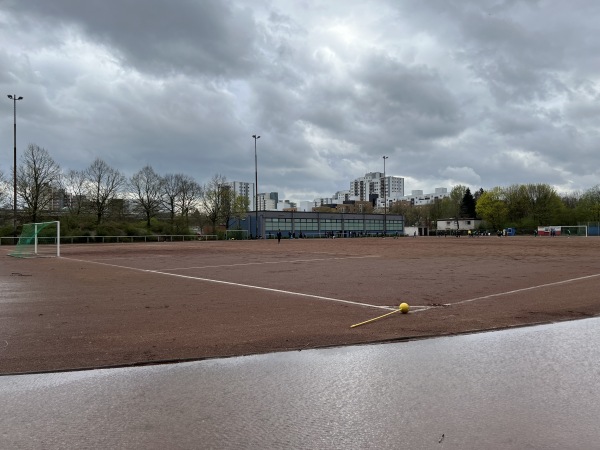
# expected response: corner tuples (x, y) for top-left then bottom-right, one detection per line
(399, 302), (410, 314)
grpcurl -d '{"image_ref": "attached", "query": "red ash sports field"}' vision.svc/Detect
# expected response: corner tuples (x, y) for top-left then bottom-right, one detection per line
(2, 236), (600, 374)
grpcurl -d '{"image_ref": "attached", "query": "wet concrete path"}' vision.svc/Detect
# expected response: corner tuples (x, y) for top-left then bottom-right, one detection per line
(2, 317), (600, 449)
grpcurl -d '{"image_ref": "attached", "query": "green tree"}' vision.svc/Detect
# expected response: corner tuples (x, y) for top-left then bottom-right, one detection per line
(231, 193), (250, 229)
(427, 198), (445, 230)
(524, 183), (562, 226)
(473, 188), (484, 202)
(558, 191), (582, 225)
(460, 188), (476, 218)
(448, 184), (468, 229)
(475, 187), (508, 231)
(503, 184), (529, 225)
(578, 185), (600, 222)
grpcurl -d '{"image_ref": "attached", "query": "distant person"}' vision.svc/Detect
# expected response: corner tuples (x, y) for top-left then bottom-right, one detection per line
(277, 229), (282, 244)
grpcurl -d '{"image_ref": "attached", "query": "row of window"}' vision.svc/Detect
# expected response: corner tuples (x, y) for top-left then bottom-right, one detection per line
(265, 218), (404, 232)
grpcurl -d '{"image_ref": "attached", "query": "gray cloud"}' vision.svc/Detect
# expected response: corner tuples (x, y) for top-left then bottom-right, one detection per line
(4, 0), (258, 76)
(1, 0), (599, 203)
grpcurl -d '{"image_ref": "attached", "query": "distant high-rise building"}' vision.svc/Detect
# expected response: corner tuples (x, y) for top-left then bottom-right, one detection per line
(257, 192), (279, 211)
(226, 181), (254, 211)
(349, 172), (405, 207)
(47, 188), (69, 211)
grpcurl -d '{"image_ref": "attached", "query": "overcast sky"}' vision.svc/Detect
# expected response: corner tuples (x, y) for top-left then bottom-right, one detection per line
(1, 0), (599, 203)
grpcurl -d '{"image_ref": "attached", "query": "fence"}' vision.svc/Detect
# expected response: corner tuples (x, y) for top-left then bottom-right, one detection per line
(0, 235), (218, 246)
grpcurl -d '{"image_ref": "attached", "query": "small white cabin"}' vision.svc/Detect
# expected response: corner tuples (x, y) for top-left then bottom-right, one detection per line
(436, 218), (482, 232)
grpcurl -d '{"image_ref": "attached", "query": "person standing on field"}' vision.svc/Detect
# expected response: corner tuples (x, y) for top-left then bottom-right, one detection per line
(277, 229), (282, 244)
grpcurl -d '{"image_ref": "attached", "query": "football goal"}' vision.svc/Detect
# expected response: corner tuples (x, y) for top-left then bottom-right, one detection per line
(225, 229), (249, 240)
(10, 221), (61, 258)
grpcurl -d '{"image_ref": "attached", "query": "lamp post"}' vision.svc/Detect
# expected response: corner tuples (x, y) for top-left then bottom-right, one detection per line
(7, 95), (23, 237)
(252, 134), (260, 239)
(383, 155), (388, 236)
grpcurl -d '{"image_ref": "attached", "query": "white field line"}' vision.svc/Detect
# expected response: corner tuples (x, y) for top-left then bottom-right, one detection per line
(160, 255), (379, 271)
(62, 256), (394, 311)
(413, 272), (600, 313)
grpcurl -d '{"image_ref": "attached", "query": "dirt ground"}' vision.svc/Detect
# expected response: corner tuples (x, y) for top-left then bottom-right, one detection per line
(1, 236), (599, 374)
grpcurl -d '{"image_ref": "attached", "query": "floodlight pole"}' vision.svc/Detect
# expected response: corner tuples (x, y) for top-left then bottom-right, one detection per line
(252, 134), (260, 239)
(8, 95), (23, 238)
(383, 155), (388, 236)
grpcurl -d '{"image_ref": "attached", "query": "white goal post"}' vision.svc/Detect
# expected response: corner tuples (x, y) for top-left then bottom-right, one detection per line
(225, 229), (249, 240)
(10, 221), (61, 258)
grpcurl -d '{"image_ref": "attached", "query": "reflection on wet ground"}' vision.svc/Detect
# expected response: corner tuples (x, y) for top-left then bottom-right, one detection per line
(1, 317), (600, 449)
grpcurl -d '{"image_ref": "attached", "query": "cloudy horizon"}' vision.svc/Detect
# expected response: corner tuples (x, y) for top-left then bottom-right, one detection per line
(1, 0), (599, 204)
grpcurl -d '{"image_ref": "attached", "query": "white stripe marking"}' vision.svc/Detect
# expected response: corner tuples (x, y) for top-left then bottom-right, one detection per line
(62, 257), (392, 311)
(161, 255), (379, 271)
(453, 273), (600, 306)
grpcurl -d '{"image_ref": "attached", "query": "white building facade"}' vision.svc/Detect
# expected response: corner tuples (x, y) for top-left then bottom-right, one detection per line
(400, 188), (450, 205)
(349, 172), (405, 208)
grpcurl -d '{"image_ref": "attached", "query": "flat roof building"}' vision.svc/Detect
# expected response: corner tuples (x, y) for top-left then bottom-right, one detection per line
(242, 210), (404, 239)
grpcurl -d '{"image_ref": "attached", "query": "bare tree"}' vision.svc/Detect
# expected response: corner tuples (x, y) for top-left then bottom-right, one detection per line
(61, 169), (88, 215)
(0, 169), (9, 209)
(220, 186), (237, 230)
(130, 165), (164, 226)
(177, 174), (201, 228)
(161, 173), (183, 225)
(200, 174), (227, 233)
(17, 144), (61, 222)
(84, 158), (125, 224)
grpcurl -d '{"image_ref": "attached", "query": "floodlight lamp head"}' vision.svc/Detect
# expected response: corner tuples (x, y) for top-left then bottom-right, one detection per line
(7, 95), (12, 99)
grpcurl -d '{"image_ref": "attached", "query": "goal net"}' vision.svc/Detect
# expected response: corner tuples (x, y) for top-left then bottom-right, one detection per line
(537, 225), (587, 237)
(10, 221), (61, 258)
(225, 229), (249, 240)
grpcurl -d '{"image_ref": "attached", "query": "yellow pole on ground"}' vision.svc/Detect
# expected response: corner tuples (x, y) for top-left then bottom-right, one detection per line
(350, 308), (401, 328)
